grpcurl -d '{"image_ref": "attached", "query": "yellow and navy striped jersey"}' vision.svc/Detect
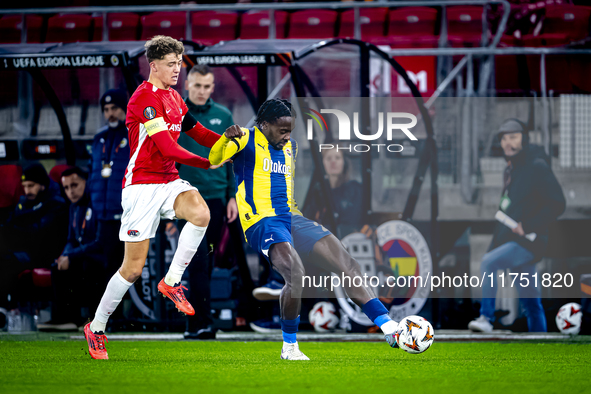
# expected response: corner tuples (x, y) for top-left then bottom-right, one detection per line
(210, 126), (301, 232)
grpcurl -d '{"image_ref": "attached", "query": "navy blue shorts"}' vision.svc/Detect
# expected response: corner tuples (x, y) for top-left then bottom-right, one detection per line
(245, 214), (331, 261)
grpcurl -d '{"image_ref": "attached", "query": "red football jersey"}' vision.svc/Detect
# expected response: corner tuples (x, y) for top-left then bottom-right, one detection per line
(123, 81), (189, 187)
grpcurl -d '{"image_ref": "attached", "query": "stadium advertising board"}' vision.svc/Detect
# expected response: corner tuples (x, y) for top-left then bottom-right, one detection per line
(1, 54), (125, 70)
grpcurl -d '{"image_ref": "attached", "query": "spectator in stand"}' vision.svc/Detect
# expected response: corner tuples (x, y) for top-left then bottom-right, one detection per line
(0, 163), (68, 310)
(38, 167), (104, 331)
(303, 147), (363, 239)
(89, 89), (130, 276)
(177, 64), (238, 340)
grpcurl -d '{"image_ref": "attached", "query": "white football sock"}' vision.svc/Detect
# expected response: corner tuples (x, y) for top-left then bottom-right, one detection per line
(380, 320), (399, 335)
(164, 223), (207, 286)
(90, 271), (133, 333)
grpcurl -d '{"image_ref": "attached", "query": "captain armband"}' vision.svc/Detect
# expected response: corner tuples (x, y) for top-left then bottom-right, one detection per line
(145, 117), (168, 136)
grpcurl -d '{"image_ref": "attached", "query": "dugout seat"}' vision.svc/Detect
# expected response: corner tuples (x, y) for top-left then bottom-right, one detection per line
(192, 11), (238, 46)
(45, 14), (92, 43)
(0, 164), (23, 209)
(0, 15), (43, 44)
(287, 9), (338, 39)
(49, 164), (74, 186)
(18, 269), (52, 288)
(447, 6), (487, 47)
(385, 7), (439, 48)
(92, 13), (140, 41)
(141, 12), (186, 41)
(240, 10), (288, 39)
(338, 8), (388, 43)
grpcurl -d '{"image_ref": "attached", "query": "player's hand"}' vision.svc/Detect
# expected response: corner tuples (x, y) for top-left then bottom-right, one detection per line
(224, 125), (244, 139)
(512, 222), (525, 237)
(209, 158), (232, 170)
(56, 255), (70, 271)
(227, 197), (238, 223)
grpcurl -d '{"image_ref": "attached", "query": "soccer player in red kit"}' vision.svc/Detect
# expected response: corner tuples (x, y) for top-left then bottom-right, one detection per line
(84, 35), (225, 359)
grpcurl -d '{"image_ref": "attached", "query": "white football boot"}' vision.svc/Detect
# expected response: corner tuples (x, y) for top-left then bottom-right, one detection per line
(468, 315), (493, 333)
(280, 342), (310, 360)
(384, 321), (400, 349)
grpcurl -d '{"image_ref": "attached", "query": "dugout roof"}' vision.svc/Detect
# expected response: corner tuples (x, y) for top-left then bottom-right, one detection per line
(0, 42), (145, 70)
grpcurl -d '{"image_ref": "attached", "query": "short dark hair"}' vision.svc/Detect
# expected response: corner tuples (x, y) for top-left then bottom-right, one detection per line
(61, 166), (88, 180)
(255, 99), (296, 127)
(145, 35), (184, 63)
(188, 64), (212, 77)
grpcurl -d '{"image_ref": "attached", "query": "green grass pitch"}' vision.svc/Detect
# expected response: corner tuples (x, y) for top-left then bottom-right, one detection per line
(1, 341), (590, 394)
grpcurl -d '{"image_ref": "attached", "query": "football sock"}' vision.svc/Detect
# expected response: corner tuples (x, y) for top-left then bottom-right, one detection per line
(362, 298), (397, 335)
(281, 316), (300, 344)
(164, 223), (207, 286)
(90, 271), (133, 333)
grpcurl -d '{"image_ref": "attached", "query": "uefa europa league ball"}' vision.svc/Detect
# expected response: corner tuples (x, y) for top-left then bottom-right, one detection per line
(556, 302), (582, 335)
(395, 315), (434, 354)
(309, 301), (339, 333)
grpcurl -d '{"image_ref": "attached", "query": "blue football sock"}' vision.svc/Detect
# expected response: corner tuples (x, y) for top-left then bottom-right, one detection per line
(281, 316), (300, 344)
(362, 298), (393, 327)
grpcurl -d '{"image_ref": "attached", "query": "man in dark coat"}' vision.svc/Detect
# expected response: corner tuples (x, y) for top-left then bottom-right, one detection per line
(469, 119), (566, 333)
(89, 89), (130, 275)
(38, 167), (104, 331)
(0, 163), (68, 309)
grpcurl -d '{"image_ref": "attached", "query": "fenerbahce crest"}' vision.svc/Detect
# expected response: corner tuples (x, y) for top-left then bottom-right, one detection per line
(335, 221), (432, 326)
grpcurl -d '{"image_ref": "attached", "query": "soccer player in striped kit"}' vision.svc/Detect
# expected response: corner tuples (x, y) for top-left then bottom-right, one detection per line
(210, 99), (399, 360)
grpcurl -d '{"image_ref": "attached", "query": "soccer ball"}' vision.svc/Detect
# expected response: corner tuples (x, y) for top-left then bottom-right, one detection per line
(395, 315), (434, 354)
(309, 302), (339, 333)
(556, 302), (582, 335)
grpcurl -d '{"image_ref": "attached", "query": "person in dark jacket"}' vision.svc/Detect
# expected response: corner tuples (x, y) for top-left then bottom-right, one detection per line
(38, 167), (104, 331)
(303, 147), (363, 238)
(0, 163), (68, 309)
(177, 64), (238, 340)
(469, 119), (566, 333)
(89, 89), (130, 275)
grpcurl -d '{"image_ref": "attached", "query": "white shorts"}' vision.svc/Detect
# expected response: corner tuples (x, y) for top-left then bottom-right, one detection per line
(119, 179), (197, 242)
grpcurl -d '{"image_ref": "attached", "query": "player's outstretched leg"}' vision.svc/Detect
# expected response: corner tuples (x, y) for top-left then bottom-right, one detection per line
(269, 242), (309, 361)
(85, 240), (148, 359)
(159, 190), (209, 315)
(309, 234), (399, 348)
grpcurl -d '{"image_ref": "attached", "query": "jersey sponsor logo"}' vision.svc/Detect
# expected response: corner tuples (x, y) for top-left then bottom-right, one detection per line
(166, 109), (171, 114)
(210, 118), (222, 126)
(262, 158), (291, 175)
(166, 122), (182, 132)
(127, 229), (140, 237)
(285, 148), (292, 157)
(143, 106), (156, 120)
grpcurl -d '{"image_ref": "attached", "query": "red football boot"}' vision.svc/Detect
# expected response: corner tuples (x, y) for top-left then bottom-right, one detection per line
(84, 323), (109, 360)
(157, 279), (195, 316)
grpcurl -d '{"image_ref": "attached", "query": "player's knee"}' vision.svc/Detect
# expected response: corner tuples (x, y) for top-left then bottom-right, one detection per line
(187, 204), (210, 227)
(120, 264), (143, 283)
